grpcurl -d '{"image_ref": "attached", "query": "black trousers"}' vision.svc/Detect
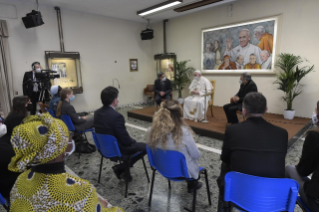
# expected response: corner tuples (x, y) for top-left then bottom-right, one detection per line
(30, 92), (40, 115)
(155, 93), (171, 105)
(118, 142), (147, 174)
(223, 103), (241, 124)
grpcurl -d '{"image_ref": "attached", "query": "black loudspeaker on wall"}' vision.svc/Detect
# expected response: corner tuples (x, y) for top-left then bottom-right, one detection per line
(22, 10), (45, 29)
(141, 28), (154, 40)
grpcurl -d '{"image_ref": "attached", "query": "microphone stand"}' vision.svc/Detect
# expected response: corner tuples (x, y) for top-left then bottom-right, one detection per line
(201, 84), (209, 124)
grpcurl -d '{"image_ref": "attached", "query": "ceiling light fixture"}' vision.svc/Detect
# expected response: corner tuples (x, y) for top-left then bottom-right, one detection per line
(137, 0), (183, 16)
(174, 0), (234, 13)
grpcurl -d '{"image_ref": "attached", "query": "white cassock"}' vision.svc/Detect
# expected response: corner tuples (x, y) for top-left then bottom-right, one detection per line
(183, 76), (213, 122)
(261, 54), (272, 69)
(224, 43), (262, 65)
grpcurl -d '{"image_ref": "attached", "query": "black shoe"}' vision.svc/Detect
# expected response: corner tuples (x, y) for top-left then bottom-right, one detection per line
(112, 165), (123, 180)
(187, 181), (202, 193)
(120, 173), (133, 182)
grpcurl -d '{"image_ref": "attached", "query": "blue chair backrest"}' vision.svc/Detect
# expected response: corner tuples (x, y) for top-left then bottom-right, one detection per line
(95, 133), (122, 158)
(61, 114), (75, 131)
(46, 109), (56, 118)
(146, 146), (189, 179)
(0, 192), (6, 206)
(224, 171), (299, 212)
(92, 131), (101, 151)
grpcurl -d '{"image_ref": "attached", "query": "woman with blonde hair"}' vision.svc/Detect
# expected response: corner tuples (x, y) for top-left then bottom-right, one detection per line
(147, 100), (202, 193)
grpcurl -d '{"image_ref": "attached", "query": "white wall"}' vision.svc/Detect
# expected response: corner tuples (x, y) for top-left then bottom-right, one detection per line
(152, 0), (318, 118)
(0, 0), (154, 112)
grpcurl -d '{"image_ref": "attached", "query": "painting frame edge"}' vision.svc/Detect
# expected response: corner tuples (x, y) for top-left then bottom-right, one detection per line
(201, 14), (283, 75)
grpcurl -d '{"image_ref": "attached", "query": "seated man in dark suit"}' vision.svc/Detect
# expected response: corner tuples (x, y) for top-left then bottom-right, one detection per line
(217, 92), (288, 212)
(94, 86), (147, 181)
(223, 72), (257, 124)
(154, 72), (172, 105)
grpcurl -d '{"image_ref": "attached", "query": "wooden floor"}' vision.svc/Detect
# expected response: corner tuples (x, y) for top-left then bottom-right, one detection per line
(128, 106), (311, 148)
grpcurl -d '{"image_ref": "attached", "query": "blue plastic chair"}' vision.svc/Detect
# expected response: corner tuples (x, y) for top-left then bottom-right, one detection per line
(223, 172), (299, 212)
(94, 133), (150, 198)
(46, 108), (56, 118)
(0, 192), (9, 211)
(61, 114), (93, 141)
(296, 196), (312, 212)
(147, 147), (211, 212)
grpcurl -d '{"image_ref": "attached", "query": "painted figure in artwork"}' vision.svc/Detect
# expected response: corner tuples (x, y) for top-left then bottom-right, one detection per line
(244, 54), (261, 69)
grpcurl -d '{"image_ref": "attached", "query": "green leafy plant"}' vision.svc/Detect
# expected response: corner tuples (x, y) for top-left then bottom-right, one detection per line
(172, 60), (195, 98)
(274, 53), (314, 110)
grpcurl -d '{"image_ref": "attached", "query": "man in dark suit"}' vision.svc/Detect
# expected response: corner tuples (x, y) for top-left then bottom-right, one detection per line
(94, 86), (147, 181)
(154, 72), (172, 105)
(223, 72), (257, 124)
(217, 92), (288, 212)
(23, 62), (42, 115)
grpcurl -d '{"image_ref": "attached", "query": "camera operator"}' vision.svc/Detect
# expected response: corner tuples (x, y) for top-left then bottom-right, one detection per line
(23, 62), (42, 115)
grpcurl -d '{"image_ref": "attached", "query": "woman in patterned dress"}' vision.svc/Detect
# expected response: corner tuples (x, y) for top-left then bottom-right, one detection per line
(8, 113), (124, 212)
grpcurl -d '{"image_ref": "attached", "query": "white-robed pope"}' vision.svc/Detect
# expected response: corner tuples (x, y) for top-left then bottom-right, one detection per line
(183, 70), (213, 122)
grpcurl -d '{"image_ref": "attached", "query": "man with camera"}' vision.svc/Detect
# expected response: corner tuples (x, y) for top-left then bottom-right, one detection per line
(23, 62), (42, 115)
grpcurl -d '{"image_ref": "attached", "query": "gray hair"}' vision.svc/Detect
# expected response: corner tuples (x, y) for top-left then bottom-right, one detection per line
(253, 25), (266, 35)
(239, 28), (251, 37)
(250, 53), (256, 57)
(243, 92), (267, 116)
(261, 50), (270, 56)
(242, 72), (251, 81)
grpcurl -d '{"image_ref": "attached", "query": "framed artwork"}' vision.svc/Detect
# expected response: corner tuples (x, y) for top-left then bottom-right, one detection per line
(201, 15), (281, 74)
(130, 59), (138, 72)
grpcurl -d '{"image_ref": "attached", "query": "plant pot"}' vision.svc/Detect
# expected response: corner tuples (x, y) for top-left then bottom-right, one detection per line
(283, 110), (295, 120)
(177, 98), (184, 105)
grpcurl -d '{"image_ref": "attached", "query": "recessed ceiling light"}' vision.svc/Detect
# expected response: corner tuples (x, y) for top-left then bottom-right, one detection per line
(137, 0), (183, 16)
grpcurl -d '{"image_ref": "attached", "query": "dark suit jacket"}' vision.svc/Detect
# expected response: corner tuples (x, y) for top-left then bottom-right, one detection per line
(296, 131), (319, 199)
(60, 101), (86, 125)
(221, 117), (288, 178)
(94, 106), (136, 154)
(154, 79), (172, 96)
(235, 80), (258, 105)
(23, 71), (35, 98)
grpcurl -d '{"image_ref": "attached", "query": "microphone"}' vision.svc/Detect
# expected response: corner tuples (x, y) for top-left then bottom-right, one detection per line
(112, 78), (120, 89)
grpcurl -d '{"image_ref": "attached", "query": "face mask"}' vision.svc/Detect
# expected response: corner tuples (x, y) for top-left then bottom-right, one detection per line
(64, 139), (75, 160)
(312, 112), (318, 125)
(70, 95), (75, 102)
(239, 79), (242, 84)
(36, 68), (41, 73)
(195, 76), (199, 80)
(162, 77), (166, 81)
(116, 98), (119, 107)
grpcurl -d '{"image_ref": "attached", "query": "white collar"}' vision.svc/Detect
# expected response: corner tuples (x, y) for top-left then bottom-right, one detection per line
(110, 105), (115, 110)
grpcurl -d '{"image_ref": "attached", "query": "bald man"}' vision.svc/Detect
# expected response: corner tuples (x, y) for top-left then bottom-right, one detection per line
(184, 70), (213, 122)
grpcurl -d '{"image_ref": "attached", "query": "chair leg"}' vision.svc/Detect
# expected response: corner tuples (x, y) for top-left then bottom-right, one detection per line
(141, 156), (150, 183)
(192, 180), (198, 212)
(98, 156), (103, 183)
(210, 105), (213, 117)
(124, 160), (130, 198)
(168, 180), (171, 189)
(148, 169), (156, 206)
(204, 169), (212, 205)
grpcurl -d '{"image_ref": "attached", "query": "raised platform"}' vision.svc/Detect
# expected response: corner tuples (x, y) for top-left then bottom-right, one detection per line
(128, 106), (311, 148)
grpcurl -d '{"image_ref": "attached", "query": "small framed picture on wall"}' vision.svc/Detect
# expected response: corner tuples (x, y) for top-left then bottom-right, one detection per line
(129, 59), (138, 72)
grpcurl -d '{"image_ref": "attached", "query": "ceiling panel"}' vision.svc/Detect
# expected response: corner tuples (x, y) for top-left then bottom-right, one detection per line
(18, 0), (238, 23)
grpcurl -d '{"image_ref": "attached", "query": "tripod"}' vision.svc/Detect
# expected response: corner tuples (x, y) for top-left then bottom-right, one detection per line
(37, 80), (52, 103)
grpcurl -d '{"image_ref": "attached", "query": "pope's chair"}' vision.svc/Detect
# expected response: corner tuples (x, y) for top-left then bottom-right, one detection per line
(296, 196), (312, 212)
(93, 132), (150, 198)
(208, 80), (216, 117)
(223, 171), (299, 212)
(0, 192), (9, 211)
(147, 147), (211, 212)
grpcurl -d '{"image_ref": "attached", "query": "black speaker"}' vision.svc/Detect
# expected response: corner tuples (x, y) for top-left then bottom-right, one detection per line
(22, 10), (44, 29)
(141, 28), (154, 40)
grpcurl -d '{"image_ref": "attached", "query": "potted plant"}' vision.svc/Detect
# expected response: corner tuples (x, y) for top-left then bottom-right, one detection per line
(274, 53), (314, 120)
(172, 60), (195, 104)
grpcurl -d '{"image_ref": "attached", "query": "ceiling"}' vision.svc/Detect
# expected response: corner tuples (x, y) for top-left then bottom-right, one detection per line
(18, 0), (238, 24)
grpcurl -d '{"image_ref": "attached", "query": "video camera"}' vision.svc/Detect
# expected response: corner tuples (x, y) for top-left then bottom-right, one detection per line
(35, 70), (60, 102)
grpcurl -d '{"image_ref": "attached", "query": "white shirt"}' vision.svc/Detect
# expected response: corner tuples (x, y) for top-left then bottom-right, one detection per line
(224, 43), (262, 65)
(261, 55), (272, 69)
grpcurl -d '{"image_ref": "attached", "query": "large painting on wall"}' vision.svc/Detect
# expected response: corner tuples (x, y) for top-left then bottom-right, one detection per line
(201, 15), (281, 74)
